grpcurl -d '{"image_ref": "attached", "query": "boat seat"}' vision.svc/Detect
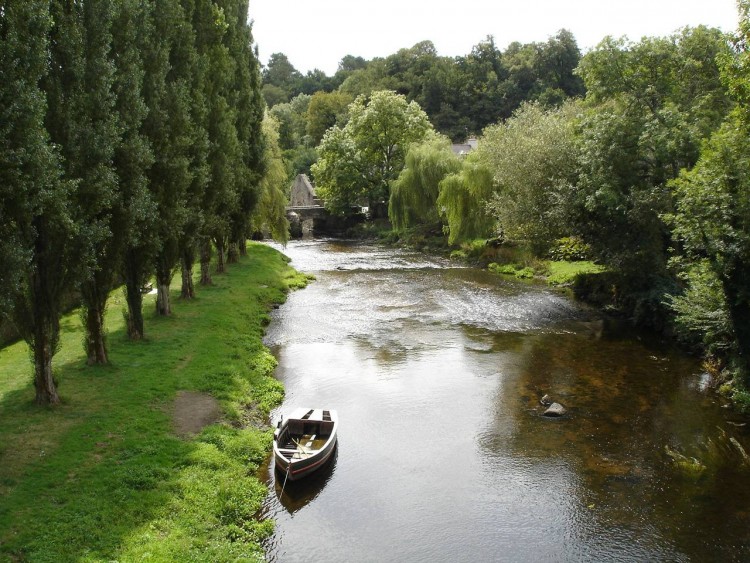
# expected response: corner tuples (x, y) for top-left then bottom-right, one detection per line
(318, 421), (334, 437)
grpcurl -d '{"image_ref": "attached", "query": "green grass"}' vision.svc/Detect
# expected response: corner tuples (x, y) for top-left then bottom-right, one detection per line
(0, 242), (311, 562)
(487, 262), (536, 279)
(487, 258), (605, 285)
(545, 261), (606, 285)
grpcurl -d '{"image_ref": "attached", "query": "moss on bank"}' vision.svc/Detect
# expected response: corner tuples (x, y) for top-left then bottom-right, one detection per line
(0, 242), (310, 562)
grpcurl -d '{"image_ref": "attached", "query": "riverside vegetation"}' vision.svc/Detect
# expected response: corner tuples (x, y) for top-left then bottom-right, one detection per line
(0, 244), (311, 561)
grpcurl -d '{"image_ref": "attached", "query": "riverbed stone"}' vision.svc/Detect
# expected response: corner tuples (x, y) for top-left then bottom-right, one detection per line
(540, 394), (553, 406)
(543, 402), (567, 417)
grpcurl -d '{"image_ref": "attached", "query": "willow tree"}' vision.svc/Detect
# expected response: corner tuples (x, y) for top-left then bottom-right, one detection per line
(389, 135), (461, 232)
(0, 0), (77, 404)
(436, 153), (495, 244)
(250, 114), (290, 243)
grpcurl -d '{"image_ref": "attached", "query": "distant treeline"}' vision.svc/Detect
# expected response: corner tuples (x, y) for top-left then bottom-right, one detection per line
(261, 31), (584, 141)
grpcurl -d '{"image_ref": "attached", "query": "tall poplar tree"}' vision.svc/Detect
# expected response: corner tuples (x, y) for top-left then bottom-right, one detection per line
(74, 0), (120, 364)
(224, 0), (265, 261)
(194, 1), (241, 283)
(179, 0), (210, 300)
(115, 0), (156, 339)
(144, 0), (195, 316)
(1, 0), (77, 404)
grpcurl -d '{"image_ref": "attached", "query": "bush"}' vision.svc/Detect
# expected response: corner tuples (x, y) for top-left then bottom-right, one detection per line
(548, 237), (592, 261)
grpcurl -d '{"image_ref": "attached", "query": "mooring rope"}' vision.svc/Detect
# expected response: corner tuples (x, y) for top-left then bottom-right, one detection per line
(279, 459), (292, 497)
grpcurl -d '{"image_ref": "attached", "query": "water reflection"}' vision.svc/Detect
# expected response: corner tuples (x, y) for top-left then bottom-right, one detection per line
(267, 448), (338, 515)
(260, 240), (750, 562)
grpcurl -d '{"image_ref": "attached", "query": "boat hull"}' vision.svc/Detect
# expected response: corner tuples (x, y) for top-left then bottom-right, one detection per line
(274, 437), (337, 481)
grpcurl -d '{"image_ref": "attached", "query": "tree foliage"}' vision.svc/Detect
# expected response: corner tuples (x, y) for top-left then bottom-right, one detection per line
(481, 101), (579, 253)
(114, 0), (157, 338)
(306, 90), (353, 145)
(562, 27), (732, 328)
(670, 116), (750, 383)
(436, 154), (495, 244)
(79, 1), (123, 363)
(264, 31), (585, 143)
(312, 90), (433, 215)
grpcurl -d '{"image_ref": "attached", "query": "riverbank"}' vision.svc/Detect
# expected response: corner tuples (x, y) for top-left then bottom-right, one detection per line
(0, 243), (310, 561)
(368, 226), (607, 289)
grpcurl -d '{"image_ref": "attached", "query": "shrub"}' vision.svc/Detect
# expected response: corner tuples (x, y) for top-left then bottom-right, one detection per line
(548, 237), (592, 261)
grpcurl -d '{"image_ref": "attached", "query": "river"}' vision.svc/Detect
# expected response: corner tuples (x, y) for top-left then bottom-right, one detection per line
(259, 239), (750, 562)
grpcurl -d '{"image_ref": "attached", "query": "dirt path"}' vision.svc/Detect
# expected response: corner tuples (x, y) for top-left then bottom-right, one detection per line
(172, 390), (221, 438)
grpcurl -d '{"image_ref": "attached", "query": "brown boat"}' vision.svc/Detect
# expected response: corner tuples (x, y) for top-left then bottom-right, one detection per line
(273, 408), (338, 482)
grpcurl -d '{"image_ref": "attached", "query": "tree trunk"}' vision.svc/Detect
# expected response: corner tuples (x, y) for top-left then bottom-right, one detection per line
(181, 250), (195, 299)
(200, 239), (212, 286)
(156, 283), (170, 315)
(123, 248), (146, 340)
(238, 237), (247, 257)
(227, 241), (239, 264)
(85, 304), (108, 365)
(155, 261), (172, 316)
(124, 279), (144, 340)
(215, 238), (226, 274)
(81, 277), (110, 365)
(33, 322), (60, 406)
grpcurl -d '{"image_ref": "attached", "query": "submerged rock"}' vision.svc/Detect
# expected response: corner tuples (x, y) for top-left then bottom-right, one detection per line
(543, 402), (567, 417)
(664, 445), (706, 476)
(540, 394), (553, 406)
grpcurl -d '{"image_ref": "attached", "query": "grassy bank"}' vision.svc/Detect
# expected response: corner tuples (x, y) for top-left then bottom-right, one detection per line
(488, 259), (605, 285)
(0, 243), (310, 562)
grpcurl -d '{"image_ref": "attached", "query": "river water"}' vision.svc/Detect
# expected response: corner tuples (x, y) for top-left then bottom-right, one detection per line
(259, 240), (750, 562)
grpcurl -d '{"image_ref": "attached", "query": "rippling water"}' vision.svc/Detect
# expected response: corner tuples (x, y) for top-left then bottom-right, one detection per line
(259, 240), (750, 562)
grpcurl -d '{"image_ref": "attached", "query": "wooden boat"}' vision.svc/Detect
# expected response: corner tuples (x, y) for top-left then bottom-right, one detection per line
(273, 408), (338, 482)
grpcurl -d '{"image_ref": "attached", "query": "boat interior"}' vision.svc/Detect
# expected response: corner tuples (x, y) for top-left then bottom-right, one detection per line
(277, 410), (335, 459)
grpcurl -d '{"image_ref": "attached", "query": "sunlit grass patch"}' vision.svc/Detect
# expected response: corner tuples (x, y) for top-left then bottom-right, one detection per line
(488, 262), (536, 279)
(546, 260), (606, 285)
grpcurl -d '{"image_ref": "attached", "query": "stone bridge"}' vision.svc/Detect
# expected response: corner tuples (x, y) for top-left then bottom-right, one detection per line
(286, 205), (329, 236)
(286, 174), (364, 236)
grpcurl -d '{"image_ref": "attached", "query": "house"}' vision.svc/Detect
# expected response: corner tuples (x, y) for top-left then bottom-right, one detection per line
(451, 137), (478, 157)
(289, 174), (322, 207)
